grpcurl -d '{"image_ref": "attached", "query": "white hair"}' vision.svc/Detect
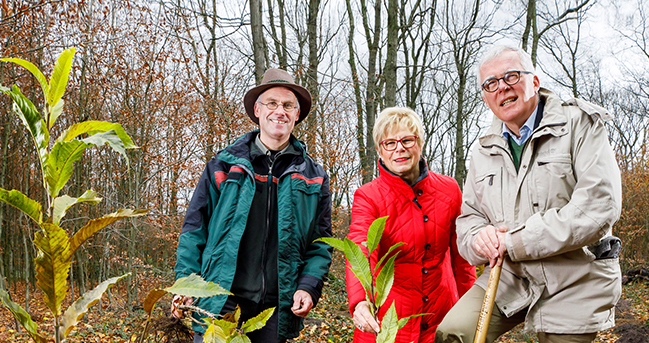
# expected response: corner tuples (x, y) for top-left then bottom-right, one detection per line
(477, 45), (535, 88)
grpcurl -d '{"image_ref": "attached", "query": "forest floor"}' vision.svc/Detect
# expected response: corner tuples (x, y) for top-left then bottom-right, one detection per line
(0, 255), (647, 342)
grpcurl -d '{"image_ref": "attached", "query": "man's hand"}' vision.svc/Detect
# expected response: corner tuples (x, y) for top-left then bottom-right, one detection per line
(291, 290), (314, 317)
(474, 225), (508, 267)
(352, 300), (380, 333)
(171, 295), (193, 319)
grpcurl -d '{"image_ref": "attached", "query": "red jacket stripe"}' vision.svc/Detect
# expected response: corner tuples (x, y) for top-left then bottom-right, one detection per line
(214, 171), (227, 189)
(291, 174), (323, 185)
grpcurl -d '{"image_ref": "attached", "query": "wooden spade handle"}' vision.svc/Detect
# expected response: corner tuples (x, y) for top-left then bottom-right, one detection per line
(473, 264), (502, 343)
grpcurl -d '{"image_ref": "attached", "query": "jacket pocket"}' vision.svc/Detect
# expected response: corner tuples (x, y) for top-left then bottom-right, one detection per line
(533, 153), (575, 209)
(283, 176), (322, 253)
(475, 168), (504, 223)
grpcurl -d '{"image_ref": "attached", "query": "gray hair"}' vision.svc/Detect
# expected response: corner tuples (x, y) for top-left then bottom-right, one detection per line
(477, 45), (535, 88)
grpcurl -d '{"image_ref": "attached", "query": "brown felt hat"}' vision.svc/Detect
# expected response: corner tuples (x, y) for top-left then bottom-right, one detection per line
(244, 68), (312, 125)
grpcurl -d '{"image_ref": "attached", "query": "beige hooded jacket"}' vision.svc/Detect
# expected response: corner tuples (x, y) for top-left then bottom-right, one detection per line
(457, 88), (622, 334)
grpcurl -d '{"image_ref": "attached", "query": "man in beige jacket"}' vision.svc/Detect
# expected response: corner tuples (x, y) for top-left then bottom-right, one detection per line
(434, 45), (622, 343)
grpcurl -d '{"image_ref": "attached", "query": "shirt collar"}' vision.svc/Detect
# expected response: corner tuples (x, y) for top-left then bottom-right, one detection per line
(502, 104), (539, 146)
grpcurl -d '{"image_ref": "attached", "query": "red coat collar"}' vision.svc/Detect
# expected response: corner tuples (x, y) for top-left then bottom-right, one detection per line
(377, 158), (429, 193)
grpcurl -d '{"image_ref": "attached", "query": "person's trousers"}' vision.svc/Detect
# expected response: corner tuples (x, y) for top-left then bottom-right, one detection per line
(193, 295), (285, 343)
(434, 285), (598, 343)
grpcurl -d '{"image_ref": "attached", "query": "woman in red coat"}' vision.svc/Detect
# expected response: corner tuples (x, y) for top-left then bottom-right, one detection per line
(347, 107), (476, 342)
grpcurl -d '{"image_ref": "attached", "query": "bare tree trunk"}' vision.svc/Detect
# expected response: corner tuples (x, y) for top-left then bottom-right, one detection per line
(268, 0), (288, 69)
(444, 0), (485, 187)
(384, 0), (398, 107)
(0, 105), (11, 291)
(304, 0), (320, 149)
(346, 0), (368, 185)
(250, 0), (267, 83)
(20, 163), (30, 314)
(521, 0), (535, 54)
(361, 0), (382, 183)
(22, 226), (30, 314)
(524, 0), (592, 67)
(453, 70), (467, 186)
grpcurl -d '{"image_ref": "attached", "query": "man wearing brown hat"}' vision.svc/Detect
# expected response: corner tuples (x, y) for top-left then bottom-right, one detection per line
(172, 69), (332, 343)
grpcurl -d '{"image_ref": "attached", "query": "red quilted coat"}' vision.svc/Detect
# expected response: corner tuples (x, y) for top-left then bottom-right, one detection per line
(346, 160), (476, 342)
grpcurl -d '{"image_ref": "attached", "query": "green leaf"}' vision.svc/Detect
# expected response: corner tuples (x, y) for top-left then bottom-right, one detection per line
(376, 243), (406, 274)
(397, 313), (430, 329)
(241, 307), (275, 334)
(1, 85), (49, 170)
(203, 319), (228, 343)
(46, 127), (137, 198)
(0, 188), (42, 224)
(376, 302), (399, 343)
(366, 216), (388, 255)
(67, 208), (147, 260)
(48, 48), (75, 111)
(142, 288), (168, 316)
(58, 120), (136, 148)
(375, 253), (398, 308)
(45, 139), (90, 198)
(51, 190), (102, 225)
(344, 237), (372, 299)
(0, 57), (49, 99)
(221, 305), (241, 326)
(82, 129), (134, 164)
(165, 273), (232, 298)
(48, 98), (64, 129)
(34, 223), (71, 317)
(228, 334), (252, 343)
(59, 273), (129, 340)
(205, 317), (238, 333)
(0, 289), (47, 343)
(313, 237), (345, 252)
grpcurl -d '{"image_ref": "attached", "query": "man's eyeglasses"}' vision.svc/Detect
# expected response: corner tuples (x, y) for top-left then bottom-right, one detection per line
(481, 70), (533, 93)
(379, 135), (418, 151)
(258, 101), (298, 113)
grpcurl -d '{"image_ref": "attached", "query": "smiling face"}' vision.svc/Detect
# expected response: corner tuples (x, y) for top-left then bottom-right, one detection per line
(479, 50), (540, 134)
(254, 86), (299, 150)
(378, 128), (422, 185)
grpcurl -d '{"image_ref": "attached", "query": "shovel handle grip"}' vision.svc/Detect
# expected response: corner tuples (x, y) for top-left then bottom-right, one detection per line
(473, 264), (502, 343)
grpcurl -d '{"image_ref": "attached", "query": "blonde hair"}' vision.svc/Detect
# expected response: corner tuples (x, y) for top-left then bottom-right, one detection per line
(373, 107), (424, 150)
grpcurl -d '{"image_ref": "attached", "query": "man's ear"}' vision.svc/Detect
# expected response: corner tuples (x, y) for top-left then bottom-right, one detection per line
(254, 102), (261, 119)
(533, 75), (541, 92)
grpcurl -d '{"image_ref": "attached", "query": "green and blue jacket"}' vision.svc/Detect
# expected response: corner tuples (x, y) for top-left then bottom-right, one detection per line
(174, 131), (332, 339)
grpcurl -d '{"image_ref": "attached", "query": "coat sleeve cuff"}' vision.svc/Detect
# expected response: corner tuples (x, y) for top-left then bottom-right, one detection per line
(297, 274), (324, 306)
(507, 224), (526, 261)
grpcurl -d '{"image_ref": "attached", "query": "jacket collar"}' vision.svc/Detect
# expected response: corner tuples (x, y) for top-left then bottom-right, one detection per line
(479, 88), (568, 150)
(219, 130), (306, 176)
(224, 130), (305, 160)
(377, 158), (429, 190)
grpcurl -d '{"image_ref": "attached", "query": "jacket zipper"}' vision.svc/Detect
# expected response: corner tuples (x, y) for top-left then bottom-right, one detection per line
(261, 152), (276, 301)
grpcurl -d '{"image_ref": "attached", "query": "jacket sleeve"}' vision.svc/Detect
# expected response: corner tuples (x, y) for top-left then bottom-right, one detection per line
(448, 184), (476, 297)
(345, 186), (379, 315)
(174, 162), (220, 280)
(506, 110), (623, 261)
(296, 172), (333, 306)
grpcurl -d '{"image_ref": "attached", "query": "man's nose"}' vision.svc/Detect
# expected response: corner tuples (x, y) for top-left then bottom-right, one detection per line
(495, 79), (511, 92)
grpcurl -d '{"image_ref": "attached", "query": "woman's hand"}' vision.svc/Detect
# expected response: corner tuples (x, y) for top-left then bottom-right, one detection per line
(352, 300), (381, 333)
